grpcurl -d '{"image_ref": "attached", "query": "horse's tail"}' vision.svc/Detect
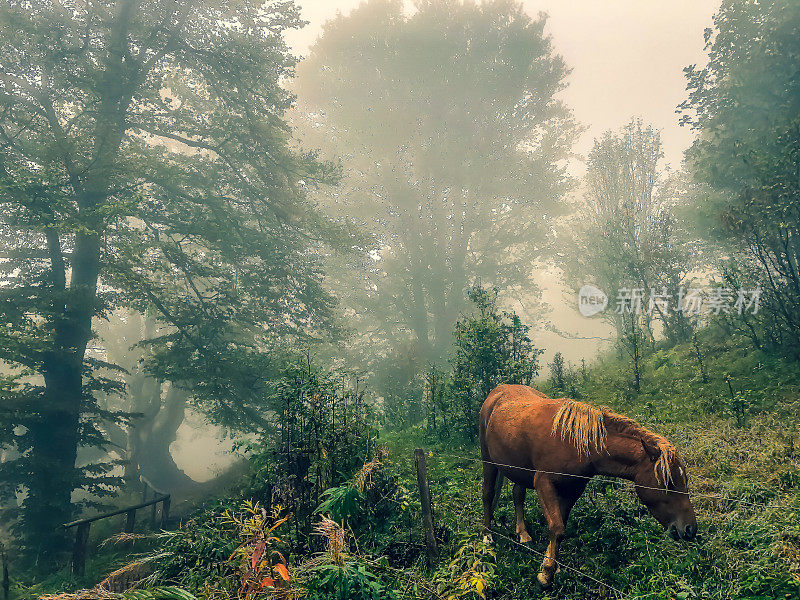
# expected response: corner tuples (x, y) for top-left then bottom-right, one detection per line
(479, 409), (489, 460)
(479, 385), (507, 460)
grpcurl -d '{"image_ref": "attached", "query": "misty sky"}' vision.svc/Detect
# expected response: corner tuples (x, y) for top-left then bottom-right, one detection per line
(283, 0), (723, 369)
(286, 0), (721, 171)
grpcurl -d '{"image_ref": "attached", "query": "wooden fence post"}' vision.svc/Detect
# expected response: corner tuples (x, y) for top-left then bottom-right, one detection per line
(160, 496), (171, 530)
(72, 522), (91, 576)
(2, 545), (9, 600)
(124, 508), (136, 534)
(125, 508), (137, 548)
(414, 448), (438, 567)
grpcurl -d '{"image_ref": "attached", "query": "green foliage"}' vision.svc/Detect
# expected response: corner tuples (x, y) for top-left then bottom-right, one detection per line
(316, 485), (364, 525)
(373, 347), (426, 431)
(121, 587), (197, 600)
(311, 451), (407, 554)
(377, 329), (800, 600)
(680, 0), (800, 359)
(303, 562), (397, 600)
(26, 330), (800, 600)
(548, 351), (566, 391)
(582, 327), (800, 424)
(234, 353), (380, 548)
(543, 352), (583, 399)
(0, 0), (346, 554)
(146, 506), (241, 593)
(433, 538), (496, 600)
(380, 285), (542, 438)
(447, 286), (542, 438)
(11, 2), (800, 599)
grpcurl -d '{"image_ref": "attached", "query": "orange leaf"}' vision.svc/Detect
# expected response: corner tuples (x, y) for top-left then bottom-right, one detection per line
(274, 563), (291, 582)
(260, 577), (275, 588)
(251, 540), (266, 569)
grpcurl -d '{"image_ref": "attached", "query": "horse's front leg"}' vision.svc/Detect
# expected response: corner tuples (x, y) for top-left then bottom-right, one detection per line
(532, 475), (565, 588)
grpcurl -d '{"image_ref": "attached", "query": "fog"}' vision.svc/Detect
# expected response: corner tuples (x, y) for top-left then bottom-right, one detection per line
(287, 0), (719, 169)
(130, 1), (724, 481)
(5, 3), (798, 582)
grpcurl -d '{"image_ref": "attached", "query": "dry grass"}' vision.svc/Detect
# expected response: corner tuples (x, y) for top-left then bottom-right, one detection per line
(98, 560), (153, 592)
(312, 516), (347, 566)
(39, 590), (119, 600)
(354, 457), (381, 493)
(100, 532), (150, 547)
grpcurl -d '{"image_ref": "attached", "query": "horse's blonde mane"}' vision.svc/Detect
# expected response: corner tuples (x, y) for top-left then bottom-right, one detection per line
(551, 400), (606, 457)
(551, 399), (678, 486)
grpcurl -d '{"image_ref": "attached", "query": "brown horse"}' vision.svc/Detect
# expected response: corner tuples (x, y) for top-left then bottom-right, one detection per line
(480, 384), (696, 588)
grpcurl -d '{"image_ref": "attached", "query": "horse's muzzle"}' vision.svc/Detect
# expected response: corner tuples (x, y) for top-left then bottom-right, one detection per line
(669, 522), (697, 541)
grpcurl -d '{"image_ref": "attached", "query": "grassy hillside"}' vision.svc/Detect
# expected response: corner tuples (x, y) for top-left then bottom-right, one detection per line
(21, 332), (800, 600)
(384, 330), (800, 599)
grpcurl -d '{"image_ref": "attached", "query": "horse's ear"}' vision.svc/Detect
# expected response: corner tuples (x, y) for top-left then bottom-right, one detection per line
(641, 438), (660, 462)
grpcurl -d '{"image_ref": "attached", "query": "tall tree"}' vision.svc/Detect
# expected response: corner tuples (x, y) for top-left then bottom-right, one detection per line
(295, 0), (577, 364)
(563, 119), (694, 347)
(548, 351), (565, 393)
(0, 0), (342, 555)
(679, 0), (800, 357)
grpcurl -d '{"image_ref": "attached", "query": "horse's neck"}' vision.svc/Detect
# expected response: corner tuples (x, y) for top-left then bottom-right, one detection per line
(592, 431), (643, 481)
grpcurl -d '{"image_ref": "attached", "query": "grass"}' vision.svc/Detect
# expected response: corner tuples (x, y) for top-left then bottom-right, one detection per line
(14, 331), (800, 599)
(382, 332), (800, 599)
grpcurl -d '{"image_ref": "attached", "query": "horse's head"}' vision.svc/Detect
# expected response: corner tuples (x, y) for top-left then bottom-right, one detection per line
(634, 438), (697, 541)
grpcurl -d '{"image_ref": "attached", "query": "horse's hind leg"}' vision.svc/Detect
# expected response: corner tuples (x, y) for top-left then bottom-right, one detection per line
(513, 483), (533, 544)
(491, 470), (504, 515)
(481, 464), (503, 543)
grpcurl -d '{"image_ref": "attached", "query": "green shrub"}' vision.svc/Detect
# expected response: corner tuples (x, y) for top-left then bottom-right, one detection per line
(316, 484), (364, 525)
(303, 562), (397, 600)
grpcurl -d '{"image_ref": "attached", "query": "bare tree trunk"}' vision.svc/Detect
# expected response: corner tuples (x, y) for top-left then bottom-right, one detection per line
(136, 385), (197, 492)
(692, 332), (709, 384)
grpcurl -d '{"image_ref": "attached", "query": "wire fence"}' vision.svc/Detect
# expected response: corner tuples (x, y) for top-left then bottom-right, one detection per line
(442, 452), (773, 509)
(488, 528), (636, 599)
(416, 449), (779, 599)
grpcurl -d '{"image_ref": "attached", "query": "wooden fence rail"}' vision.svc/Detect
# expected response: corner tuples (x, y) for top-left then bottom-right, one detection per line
(62, 493), (170, 576)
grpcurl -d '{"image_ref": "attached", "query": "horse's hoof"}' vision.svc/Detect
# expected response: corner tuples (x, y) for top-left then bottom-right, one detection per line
(536, 572), (553, 589)
(519, 535), (533, 546)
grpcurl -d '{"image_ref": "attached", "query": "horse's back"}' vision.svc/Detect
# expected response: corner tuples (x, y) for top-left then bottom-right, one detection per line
(480, 384), (553, 430)
(479, 384), (571, 484)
